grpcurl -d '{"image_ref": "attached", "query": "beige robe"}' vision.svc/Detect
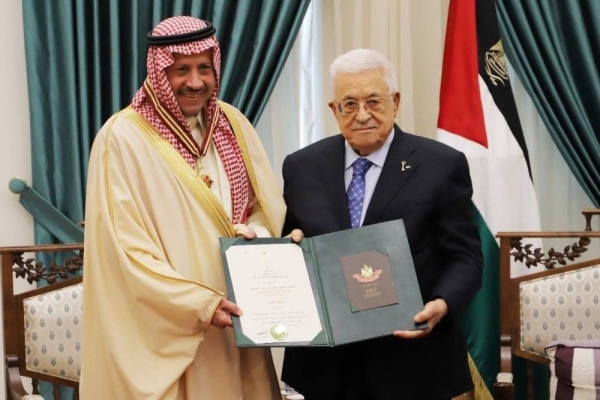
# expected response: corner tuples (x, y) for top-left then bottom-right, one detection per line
(81, 102), (285, 399)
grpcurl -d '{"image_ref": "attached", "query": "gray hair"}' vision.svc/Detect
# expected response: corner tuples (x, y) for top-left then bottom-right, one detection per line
(329, 49), (398, 96)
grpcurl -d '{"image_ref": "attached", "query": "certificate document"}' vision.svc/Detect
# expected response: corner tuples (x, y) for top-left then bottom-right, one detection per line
(220, 219), (426, 348)
(224, 243), (322, 344)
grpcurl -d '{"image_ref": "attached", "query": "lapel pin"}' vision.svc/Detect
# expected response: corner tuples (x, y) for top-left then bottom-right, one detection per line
(401, 161), (411, 171)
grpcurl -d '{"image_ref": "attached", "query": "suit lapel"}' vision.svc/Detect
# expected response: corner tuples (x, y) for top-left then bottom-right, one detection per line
(363, 126), (418, 225)
(316, 135), (352, 230)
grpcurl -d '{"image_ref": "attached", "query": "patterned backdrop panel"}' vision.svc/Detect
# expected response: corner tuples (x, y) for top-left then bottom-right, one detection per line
(520, 265), (600, 357)
(23, 283), (83, 382)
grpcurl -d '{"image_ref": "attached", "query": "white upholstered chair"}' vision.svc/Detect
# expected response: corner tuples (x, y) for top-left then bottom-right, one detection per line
(2, 245), (83, 400)
(494, 209), (600, 399)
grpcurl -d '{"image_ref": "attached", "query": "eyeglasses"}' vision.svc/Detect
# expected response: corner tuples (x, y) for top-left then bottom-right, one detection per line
(335, 94), (394, 115)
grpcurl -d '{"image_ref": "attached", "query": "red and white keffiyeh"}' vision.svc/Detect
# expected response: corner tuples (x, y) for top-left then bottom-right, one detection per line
(132, 16), (251, 224)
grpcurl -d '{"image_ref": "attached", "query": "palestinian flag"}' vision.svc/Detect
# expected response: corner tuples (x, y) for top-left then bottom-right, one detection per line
(436, 0), (542, 396)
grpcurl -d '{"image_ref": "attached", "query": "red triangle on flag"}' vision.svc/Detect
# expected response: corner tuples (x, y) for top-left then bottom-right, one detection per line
(438, 0), (488, 149)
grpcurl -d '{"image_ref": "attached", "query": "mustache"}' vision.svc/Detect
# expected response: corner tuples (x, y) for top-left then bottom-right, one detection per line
(180, 87), (207, 95)
(351, 124), (378, 130)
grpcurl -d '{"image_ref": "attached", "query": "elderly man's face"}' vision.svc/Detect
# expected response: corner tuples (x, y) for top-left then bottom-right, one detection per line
(329, 70), (399, 156)
(165, 49), (216, 118)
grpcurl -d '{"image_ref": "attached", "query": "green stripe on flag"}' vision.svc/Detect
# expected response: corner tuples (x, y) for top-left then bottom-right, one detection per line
(462, 207), (500, 393)
(463, 207), (550, 399)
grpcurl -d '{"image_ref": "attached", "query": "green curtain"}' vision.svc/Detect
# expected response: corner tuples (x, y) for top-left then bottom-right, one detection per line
(496, 0), (600, 207)
(21, 1), (310, 398)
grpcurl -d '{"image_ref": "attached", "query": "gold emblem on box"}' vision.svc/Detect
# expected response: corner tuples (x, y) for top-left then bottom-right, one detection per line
(352, 264), (383, 283)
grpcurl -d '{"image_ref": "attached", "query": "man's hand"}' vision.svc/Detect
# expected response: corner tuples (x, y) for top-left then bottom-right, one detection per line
(211, 298), (242, 329)
(285, 229), (304, 243)
(234, 224), (257, 239)
(393, 298), (448, 339)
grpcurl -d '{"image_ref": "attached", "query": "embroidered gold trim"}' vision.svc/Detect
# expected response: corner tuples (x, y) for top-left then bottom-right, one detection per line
(218, 101), (277, 237)
(120, 107), (236, 237)
(104, 114), (120, 223)
(468, 353), (493, 400)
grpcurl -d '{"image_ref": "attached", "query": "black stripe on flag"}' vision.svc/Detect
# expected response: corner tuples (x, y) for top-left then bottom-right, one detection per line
(476, 0), (533, 178)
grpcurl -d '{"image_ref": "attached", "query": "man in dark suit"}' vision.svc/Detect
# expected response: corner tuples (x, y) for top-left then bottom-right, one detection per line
(280, 49), (483, 400)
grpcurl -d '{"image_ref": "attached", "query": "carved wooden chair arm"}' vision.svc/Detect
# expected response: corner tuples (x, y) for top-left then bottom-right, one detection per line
(5, 356), (43, 400)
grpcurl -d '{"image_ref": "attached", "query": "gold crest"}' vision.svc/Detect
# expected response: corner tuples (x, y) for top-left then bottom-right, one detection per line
(485, 40), (508, 86)
(353, 264), (383, 283)
(361, 264), (374, 278)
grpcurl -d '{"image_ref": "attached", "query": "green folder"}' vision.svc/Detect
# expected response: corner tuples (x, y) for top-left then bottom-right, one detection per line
(219, 218), (426, 347)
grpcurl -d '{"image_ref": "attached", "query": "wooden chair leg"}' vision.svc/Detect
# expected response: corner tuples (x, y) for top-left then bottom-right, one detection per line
(494, 382), (515, 400)
(526, 361), (534, 400)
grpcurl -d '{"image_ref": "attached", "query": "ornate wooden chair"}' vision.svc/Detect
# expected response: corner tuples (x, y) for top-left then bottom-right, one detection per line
(494, 209), (600, 399)
(2, 244), (83, 400)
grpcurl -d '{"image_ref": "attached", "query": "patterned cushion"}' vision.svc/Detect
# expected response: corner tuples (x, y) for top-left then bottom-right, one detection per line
(519, 265), (600, 357)
(545, 340), (600, 400)
(23, 283), (83, 382)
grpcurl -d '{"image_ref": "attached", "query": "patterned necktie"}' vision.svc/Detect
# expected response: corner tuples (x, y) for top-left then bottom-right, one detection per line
(347, 158), (373, 228)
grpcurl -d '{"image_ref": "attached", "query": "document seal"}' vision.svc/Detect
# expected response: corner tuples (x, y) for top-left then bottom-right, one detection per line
(270, 324), (289, 340)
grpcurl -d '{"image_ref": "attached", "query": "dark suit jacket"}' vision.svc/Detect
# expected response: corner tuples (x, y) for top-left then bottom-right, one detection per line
(280, 125), (483, 400)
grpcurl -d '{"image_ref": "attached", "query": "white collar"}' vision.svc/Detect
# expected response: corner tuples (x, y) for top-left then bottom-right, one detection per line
(344, 128), (395, 170)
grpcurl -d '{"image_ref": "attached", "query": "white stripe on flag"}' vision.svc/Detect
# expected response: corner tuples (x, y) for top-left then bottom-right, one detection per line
(438, 76), (542, 277)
